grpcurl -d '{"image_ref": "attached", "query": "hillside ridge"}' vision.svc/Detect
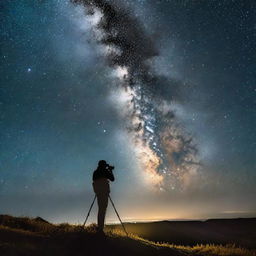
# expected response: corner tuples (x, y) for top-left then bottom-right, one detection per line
(0, 215), (256, 256)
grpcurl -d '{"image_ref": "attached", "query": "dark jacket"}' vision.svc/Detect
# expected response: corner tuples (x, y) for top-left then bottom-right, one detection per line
(92, 167), (115, 194)
(93, 167), (115, 182)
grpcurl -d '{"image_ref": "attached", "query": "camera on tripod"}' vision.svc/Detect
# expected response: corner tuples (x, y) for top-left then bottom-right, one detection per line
(106, 164), (115, 171)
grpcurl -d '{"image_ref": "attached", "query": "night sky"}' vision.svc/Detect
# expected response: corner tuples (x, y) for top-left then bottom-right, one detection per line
(1, 0), (256, 223)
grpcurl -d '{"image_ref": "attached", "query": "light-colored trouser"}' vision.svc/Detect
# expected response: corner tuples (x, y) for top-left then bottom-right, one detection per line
(96, 192), (109, 231)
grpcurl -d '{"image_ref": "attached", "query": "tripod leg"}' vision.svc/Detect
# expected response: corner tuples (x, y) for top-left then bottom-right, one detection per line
(108, 195), (128, 237)
(83, 195), (96, 228)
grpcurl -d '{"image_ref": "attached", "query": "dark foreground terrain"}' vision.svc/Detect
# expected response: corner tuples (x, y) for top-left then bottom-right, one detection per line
(109, 218), (256, 249)
(0, 215), (255, 256)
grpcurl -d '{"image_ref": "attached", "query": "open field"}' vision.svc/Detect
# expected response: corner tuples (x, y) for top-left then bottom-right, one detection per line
(108, 218), (256, 249)
(0, 215), (256, 256)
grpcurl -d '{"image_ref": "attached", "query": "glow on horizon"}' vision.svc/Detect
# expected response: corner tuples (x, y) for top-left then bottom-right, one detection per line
(49, 209), (256, 225)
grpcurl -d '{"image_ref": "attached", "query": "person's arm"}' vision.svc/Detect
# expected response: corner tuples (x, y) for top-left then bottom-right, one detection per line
(106, 170), (115, 182)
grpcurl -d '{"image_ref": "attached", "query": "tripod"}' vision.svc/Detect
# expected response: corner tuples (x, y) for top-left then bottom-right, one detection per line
(83, 194), (128, 236)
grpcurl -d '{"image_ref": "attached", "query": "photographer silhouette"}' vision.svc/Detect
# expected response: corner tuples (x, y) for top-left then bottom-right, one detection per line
(92, 160), (115, 233)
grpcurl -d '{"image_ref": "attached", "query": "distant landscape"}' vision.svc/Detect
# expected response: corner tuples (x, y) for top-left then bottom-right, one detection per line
(109, 218), (256, 249)
(1, 215), (256, 256)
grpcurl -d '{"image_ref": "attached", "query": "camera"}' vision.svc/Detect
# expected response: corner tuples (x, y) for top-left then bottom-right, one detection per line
(106, 164), (115, 171)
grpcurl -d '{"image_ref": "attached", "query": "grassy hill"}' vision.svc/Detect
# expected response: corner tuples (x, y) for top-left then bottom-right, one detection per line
(0, 215), (255, 256)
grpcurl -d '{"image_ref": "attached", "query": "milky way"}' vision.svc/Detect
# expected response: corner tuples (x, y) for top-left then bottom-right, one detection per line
(71, 0), (201, 190)
(1, 0), (256, 222)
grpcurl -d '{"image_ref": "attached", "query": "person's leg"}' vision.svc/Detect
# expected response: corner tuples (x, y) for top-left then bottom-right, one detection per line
(97, 193), (109, 231)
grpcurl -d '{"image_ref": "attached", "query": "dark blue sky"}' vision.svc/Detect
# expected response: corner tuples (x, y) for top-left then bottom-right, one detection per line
(0, 0), (255, 223)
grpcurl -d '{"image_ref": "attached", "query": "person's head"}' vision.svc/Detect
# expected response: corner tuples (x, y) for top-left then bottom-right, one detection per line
(98, 160), (107, 168)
